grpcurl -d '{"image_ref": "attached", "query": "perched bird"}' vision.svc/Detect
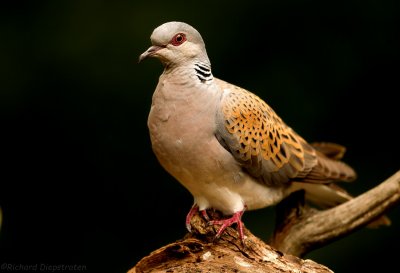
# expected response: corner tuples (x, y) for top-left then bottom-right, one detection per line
(139, 21), (358, 241)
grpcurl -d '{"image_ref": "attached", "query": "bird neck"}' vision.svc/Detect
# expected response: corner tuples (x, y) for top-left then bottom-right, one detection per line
(162, 59), (214, 85)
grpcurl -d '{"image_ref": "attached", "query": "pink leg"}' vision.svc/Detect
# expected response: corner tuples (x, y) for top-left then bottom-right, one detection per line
(186, 204), (210, 232)
(201, 209), (210, 221)
(209, 208), (246, 243)
(185, 204), (199, 232)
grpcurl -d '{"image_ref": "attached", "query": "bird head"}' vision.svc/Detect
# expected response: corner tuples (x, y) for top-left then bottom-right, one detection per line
(139, 21), (210, 67)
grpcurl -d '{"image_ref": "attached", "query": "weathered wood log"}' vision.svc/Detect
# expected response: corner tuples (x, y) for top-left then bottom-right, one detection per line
(129, 211), (333, 273)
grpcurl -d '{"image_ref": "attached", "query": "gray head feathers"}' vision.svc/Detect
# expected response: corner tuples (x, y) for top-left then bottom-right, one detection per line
(150, 21), (205, 47)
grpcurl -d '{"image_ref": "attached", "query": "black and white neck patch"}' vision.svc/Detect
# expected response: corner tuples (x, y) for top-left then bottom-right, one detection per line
(194, 63), (213, 83)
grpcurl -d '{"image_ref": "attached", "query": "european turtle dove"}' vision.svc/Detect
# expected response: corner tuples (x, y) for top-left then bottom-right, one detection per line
(139, 21), (359, 241)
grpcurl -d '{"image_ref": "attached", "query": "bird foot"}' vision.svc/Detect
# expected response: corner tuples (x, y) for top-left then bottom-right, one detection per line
(185, 204), (210, 232)
(208, 209), (245, 243)
(186, 205), (246, 244)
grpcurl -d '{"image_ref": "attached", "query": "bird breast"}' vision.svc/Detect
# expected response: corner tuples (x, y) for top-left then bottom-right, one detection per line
(147, 74), (222, 184)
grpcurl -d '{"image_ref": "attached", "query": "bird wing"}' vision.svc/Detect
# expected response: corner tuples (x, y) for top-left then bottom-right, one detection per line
(214, 79), (356, 186)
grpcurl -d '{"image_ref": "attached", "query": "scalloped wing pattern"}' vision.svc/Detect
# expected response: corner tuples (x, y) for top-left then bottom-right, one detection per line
(215, 79), (355, 186)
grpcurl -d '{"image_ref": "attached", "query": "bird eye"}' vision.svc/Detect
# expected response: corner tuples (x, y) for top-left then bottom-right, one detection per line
(171, 33), (186, 46)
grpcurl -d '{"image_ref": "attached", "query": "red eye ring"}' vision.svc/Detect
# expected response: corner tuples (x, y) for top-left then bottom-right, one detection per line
(171, 33), (187, 46)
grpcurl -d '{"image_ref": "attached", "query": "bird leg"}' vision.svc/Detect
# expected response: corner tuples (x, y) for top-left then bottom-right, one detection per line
(208, 209), (246, 242)
(185, 204), (209, 232)
(186, 204), (246, 243)
(185, 204), (199, 232)
(201, 209), (210, 221)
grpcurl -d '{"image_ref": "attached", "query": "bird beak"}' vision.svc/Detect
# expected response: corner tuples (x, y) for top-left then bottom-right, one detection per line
(138, 45), (165, 63)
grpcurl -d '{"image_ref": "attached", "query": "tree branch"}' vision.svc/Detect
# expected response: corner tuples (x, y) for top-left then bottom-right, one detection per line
(270, 170), (400, 256)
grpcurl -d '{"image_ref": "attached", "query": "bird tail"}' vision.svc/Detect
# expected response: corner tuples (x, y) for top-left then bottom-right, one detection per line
(303, 142), (357, 183)
(310, 142), (347, 160)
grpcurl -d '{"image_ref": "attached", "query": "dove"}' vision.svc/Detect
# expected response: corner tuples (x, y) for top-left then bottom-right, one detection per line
(139, 21), (358, 241)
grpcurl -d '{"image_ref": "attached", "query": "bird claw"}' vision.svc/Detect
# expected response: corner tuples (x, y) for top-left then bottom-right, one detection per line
(186, 223), (192, 233)
(208, 209), (246, 244)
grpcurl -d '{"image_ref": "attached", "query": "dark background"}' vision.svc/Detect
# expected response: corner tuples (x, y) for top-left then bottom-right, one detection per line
(1, 0), (399, 272)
